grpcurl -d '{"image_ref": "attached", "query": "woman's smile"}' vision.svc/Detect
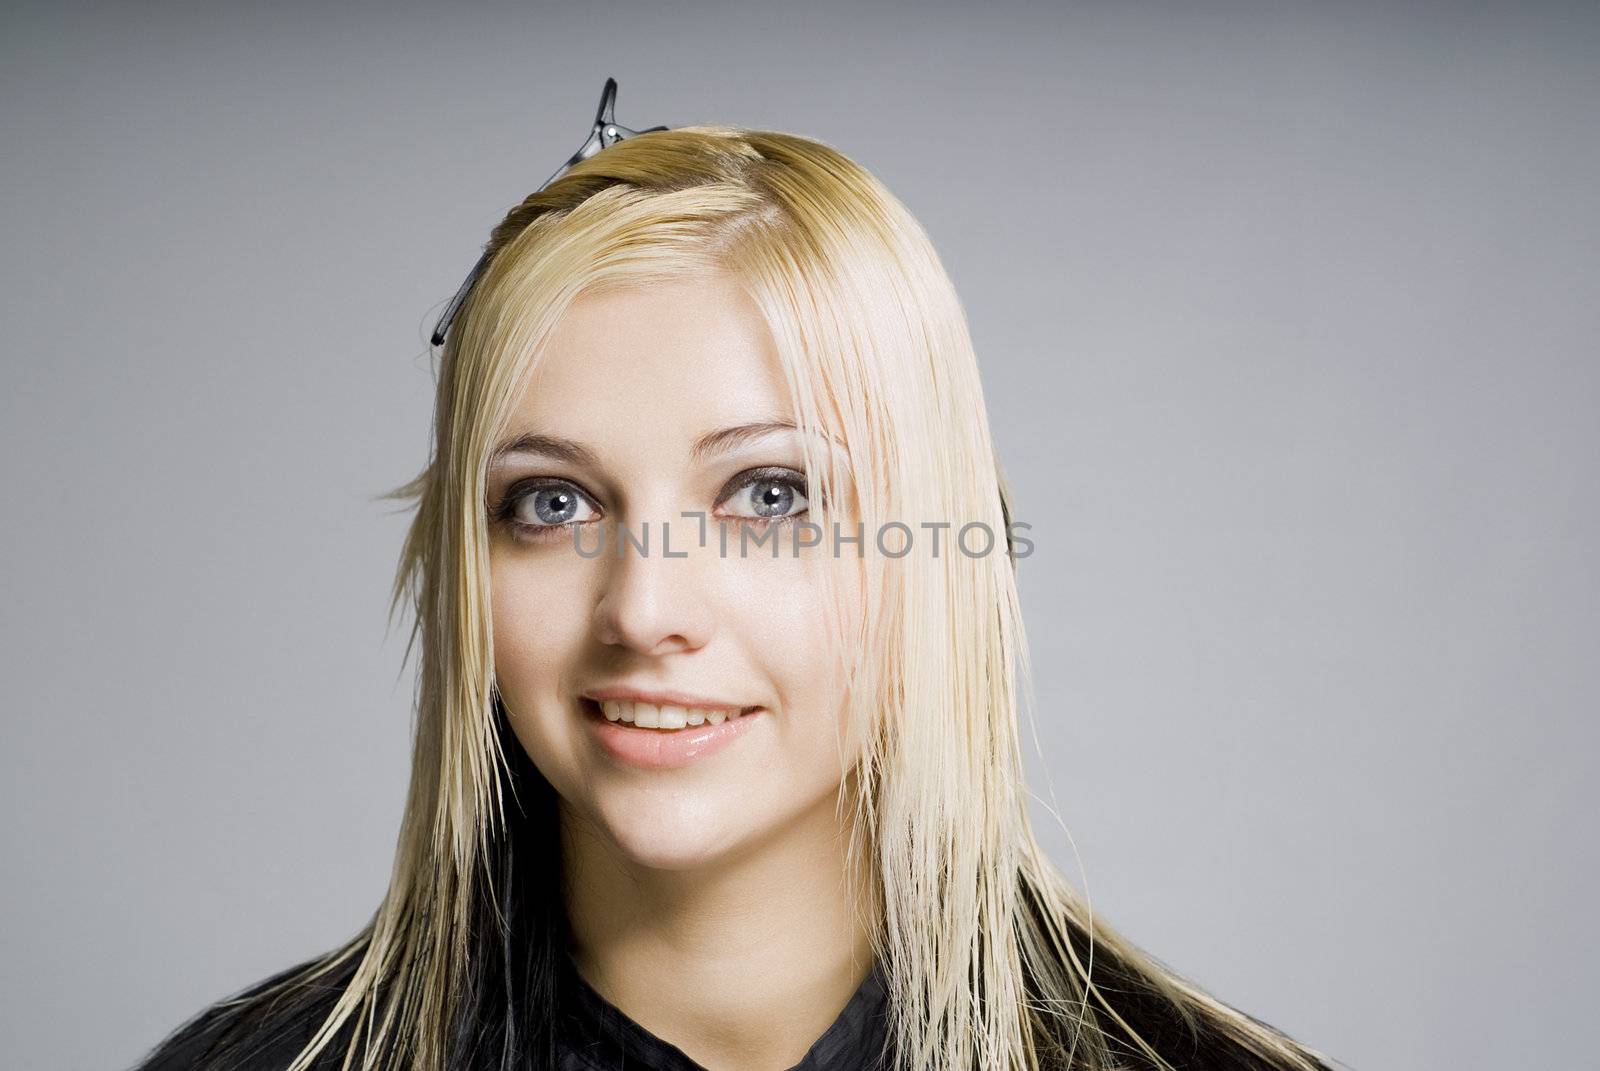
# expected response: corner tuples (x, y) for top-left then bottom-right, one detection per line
(579, 695), (768, 770)
(575, 676), (774, 773)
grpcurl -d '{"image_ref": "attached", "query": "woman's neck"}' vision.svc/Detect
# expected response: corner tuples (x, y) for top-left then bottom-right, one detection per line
(559, 785), (878, 1071)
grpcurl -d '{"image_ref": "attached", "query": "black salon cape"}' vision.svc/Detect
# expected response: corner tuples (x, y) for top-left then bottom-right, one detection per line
(556, 957), (892, 1071)
(137, 955), (894, 1071)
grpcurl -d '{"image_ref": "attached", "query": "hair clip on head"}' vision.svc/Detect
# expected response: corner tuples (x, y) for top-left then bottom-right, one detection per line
(430, 78), (668, 347)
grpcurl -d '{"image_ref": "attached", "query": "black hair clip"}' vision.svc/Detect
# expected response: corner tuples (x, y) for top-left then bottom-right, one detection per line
(430, 77), (669, 347)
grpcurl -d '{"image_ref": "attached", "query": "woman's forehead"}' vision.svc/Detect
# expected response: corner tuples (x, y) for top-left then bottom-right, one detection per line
(534, 276), (781, 403)
(485, 281), (859, 481)
(493, 276), (798, 460)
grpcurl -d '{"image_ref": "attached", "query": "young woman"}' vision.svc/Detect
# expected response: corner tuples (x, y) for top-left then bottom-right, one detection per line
(134, 114), (1338, 1071)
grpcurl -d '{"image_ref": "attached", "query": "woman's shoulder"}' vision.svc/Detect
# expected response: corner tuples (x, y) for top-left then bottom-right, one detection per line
(133, 1003), (322, 1071)
(130, 958), (351, 1071)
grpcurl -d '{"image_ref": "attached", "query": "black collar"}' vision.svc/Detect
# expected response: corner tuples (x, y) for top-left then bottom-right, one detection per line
(554, 956), (894, 1071)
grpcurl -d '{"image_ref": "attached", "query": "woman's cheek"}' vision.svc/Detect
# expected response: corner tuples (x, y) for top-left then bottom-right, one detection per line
(490, 554), (592, 771)
(723, 552), (858, 770)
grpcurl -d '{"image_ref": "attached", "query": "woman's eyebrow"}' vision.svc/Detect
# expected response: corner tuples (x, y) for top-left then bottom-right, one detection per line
(489, 421), (841, 469)
(488, 433), (596, 469)
(690, 420), (805, 461)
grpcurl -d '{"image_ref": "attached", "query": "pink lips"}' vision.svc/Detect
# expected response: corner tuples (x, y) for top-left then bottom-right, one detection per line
(580, 694), (764, 771)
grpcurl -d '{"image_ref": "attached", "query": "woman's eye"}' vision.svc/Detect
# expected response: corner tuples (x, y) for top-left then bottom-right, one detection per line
(721, 470), (810, 521)
(501, 482), (599, 532)
(494, 470), (811, 543)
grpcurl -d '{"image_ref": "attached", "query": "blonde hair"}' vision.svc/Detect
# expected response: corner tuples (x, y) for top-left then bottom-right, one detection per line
(173, 126), (1334, 1071)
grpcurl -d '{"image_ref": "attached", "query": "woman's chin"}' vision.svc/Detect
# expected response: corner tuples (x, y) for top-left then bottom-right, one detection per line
(592, 797), (756, 872)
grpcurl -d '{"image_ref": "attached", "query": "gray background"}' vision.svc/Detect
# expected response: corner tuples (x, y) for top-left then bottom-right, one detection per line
(2, 2), (1594, 1068)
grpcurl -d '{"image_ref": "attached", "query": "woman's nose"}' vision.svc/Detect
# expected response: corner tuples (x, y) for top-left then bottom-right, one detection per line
(589, 523), (715, 655)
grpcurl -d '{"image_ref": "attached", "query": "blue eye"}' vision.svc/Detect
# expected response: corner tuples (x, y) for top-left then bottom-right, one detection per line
(528, 487), (591, 525)
(499, 481), (599, 535)
(722, 470), (810, 521)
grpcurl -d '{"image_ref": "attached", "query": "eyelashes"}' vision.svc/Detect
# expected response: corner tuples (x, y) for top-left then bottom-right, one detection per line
(489, 467), (814, 545)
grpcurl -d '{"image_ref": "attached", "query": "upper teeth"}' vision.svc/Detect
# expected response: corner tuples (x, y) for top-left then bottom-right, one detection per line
(598, 700), (747, 729)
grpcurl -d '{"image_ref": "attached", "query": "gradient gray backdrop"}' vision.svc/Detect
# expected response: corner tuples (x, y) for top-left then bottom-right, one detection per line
(3, 2), (1595, 1068)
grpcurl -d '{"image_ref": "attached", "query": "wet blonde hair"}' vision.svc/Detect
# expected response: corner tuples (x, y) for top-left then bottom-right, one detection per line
(187, 126), (1332, 1071)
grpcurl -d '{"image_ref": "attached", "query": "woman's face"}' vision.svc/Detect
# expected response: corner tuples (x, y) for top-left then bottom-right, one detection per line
(486, 272), (862, 871)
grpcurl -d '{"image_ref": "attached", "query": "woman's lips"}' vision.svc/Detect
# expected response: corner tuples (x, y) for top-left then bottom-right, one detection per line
(581, 697), (764, 770)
